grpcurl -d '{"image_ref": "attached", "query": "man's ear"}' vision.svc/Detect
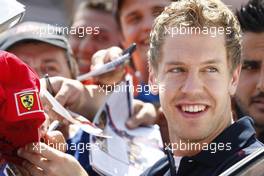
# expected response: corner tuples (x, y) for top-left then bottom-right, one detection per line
(149, 66), (159, 95)
(229, 64), (241, 96)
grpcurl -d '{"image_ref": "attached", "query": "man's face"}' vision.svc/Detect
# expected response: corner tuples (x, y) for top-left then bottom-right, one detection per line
(236, 32), (264, 129)
(150, 33), (240, 141)
(69, 9), (121, 74)
(8, 42), (72, 78)
(120, 0), (170, 82)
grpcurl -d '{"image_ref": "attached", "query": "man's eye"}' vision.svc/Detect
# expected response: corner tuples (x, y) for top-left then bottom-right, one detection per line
(126, 15), (141, 24)
(168, 67), (185, 73)
(242, 64), (259, 70)
(45, 66), (58, 72)
(205, 67), (218, 73)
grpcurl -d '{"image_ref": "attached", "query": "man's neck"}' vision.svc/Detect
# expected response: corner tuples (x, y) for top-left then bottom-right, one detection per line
(171, 114), (233, 157)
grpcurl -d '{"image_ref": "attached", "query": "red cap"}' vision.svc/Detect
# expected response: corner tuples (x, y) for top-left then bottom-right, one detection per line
(0, 51), (45, 164)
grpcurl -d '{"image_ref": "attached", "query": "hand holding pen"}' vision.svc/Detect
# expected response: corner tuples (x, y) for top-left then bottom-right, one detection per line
(77, 43), (137, 84)
(43, 75), (108, 137)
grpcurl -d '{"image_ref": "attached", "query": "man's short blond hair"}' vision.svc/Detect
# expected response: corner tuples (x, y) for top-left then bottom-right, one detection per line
(149, 0), (242, 72)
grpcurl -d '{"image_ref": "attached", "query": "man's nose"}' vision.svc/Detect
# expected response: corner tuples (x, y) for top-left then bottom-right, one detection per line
(35, 67), (46, 78)
(181, 72), (204, 95)
(141, 15), (154, 33)
(256, 65), (264, 91)
(78, 37), (97, 60)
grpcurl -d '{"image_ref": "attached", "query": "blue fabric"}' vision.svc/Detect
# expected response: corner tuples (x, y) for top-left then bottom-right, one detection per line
(134, 83), (160, 104)
(66, 129), (99, 176)
(0, 164), (6, 176)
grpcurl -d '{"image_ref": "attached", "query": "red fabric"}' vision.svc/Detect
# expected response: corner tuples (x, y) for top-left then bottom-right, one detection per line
(0, 51), (45, 164)
(82, 79), (96, 85)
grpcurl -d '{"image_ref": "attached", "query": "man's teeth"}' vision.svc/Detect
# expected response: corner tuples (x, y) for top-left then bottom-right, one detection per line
(181, 105), (206, 113)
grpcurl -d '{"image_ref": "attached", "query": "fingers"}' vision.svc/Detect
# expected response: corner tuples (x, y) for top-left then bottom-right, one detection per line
(47, 110), (69, 127)
(18, 143), (65, 161)
(17, 147), (49, 170)
(126, 101), (157, 129)
(14, 164), (31, 176)
(41, 76), (101, 117)
(38, 113), (50, 138)
(91, 47), (123, 70)
(54, 82), (73, 107)
(126, 110), (146, 129)
(91, 47), (125, 85)
(52, 78), (86, 114)
(22, 161), (46, 176)
(126, 100), (144, 128)
(95, 66), (125, 85)
(132, 99), (144, 114)
(17, 142), (86, 176)
(44, 131), (67, 152)
(106, 46), (123, 62)
(41, 76), (80, 108)
(91, 50), (107, 70)
(40, 76), (63, 96)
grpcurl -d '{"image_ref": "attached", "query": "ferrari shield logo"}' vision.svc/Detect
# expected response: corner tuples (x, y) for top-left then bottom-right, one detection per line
(15, 89), (44, 116)
(20, 93), (34, 110)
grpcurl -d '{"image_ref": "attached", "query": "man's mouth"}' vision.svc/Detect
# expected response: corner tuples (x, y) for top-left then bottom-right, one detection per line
(252, 98), (264, 103)
(181, 104), (207, 112)
(177, 104), (209, 118)
(251, 97), (264, 110)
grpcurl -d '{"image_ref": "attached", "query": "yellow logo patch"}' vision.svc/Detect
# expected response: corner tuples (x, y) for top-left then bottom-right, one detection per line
(20, 93), (34, 110)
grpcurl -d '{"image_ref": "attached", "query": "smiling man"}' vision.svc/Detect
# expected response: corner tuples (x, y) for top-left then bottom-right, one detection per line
(69, 1), (121, 74)
(117, 0), (170, 84)
(236, 0), (264, 142)
(142, 0), (264, 175)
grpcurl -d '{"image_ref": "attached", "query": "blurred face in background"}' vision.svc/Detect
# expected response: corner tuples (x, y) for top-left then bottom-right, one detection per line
(69, 8), (121, 74)
(235, 32), (264, 132)
(119, 0), (170, 83)
(8, 42), (72, 78)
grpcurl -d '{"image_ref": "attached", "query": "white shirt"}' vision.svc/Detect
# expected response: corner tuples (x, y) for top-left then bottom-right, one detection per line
(174, 156), (182, 173)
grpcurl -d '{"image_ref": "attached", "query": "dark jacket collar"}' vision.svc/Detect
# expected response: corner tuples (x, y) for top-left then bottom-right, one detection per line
(186, 116), (256, 167)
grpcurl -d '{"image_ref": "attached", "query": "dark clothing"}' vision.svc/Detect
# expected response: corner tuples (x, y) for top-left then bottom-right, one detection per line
(258, 131), (264, 144)
(0, 164), (6, 176)
(235, 104), (264, 144)
(141, 117), (264, 176)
